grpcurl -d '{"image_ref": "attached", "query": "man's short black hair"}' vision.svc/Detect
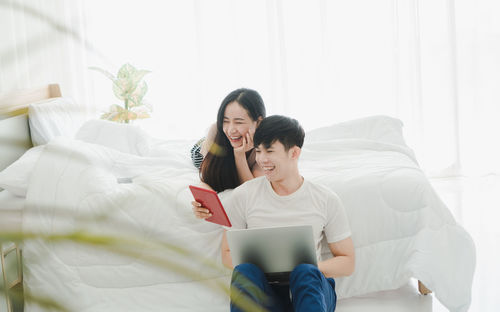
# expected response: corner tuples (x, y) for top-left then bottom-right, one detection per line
(253, 115), (305, 150)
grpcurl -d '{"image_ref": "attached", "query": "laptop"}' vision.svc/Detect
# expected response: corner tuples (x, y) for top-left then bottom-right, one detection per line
(226, 225), (317, 285)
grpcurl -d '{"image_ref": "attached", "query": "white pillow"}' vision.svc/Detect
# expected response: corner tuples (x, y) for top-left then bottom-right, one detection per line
(75, 119), (151, 156)
(306, 115), (407, 146)
(28, 97), (85, 146)
(0, 146), (45, 197)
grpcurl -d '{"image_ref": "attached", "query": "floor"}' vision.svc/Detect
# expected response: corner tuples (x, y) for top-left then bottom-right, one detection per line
(336, 175), (500, 312)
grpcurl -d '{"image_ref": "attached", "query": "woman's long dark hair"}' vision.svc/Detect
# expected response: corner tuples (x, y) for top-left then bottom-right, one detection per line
(200, 88), (265, 192)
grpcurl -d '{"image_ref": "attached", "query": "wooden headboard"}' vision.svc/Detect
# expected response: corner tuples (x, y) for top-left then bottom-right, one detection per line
(0, 84), (61, 118)
(0, 84), (62, 172)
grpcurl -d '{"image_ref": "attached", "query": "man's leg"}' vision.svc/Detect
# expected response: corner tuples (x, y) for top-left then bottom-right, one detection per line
(289, 263), (337, 312)
(230, 263), (288, 312)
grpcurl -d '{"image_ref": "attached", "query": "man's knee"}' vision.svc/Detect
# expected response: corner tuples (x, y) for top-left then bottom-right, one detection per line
(232, 263), (266, 284)
(233, 263), (262, 277)
(290, 264), (337, 311)
(231, 263), (270, 306)
(290, 263), (322, 284)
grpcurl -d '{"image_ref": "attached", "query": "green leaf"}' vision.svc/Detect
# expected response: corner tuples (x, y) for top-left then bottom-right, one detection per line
(135, 112), (151, 119)
(94, 63), (151, 120)
(127, 109), (138, 120)
(113, 64), (150, 99)
(100, 104), (146, 123)
(127, 81), (148, 107)
(101, 104), (126, 122)
(112, 79), (129, 100)
(111, 64), (135, 98)
(117, 63), (136, 80)
(131, 104), (151, 119)
(130, 69), (151, 88)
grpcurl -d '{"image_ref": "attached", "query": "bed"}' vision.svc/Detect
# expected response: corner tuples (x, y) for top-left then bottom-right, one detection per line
(0, 85), (475, 312)
(0, 84), (62, 312)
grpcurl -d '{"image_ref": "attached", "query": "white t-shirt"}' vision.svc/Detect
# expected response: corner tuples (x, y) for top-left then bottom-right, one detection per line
(225, 176), (351, 260)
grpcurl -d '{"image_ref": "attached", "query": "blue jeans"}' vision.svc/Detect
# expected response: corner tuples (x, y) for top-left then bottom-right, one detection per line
(230, 263), (337, 312)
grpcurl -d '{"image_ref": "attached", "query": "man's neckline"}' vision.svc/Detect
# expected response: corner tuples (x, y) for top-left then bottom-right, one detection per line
(269, 176), (305, 197)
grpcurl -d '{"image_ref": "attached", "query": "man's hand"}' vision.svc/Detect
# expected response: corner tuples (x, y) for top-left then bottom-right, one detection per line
(318, 237), (355, 278)
(191, 182), (214, 219)
(191, 201), (212, 219)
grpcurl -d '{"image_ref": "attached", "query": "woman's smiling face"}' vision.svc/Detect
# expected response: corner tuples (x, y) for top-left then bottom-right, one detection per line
(222, 101), (258, 148)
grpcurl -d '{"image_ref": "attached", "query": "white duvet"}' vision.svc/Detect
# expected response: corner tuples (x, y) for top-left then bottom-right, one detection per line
(22, 117), (475, 312)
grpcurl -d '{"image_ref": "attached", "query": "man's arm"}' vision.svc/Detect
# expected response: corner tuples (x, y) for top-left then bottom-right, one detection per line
(221, 230), (233, 269)
(318, 237), (355, 278)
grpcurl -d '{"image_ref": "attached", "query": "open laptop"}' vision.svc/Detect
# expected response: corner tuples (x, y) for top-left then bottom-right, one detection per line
(226, 225), (317, 285)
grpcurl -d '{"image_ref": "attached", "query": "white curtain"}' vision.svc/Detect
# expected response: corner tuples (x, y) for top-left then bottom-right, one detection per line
(0, 0), (92, 113)
(1, 0), (499, 176)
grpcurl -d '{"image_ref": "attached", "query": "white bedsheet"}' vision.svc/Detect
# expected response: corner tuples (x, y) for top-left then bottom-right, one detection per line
(300, 139), (475, 312)
(23, 138), (230, 311)
(22, 132), (474, 311)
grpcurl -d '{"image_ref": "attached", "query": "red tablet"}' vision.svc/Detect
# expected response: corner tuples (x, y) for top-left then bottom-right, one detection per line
(189, 185), (232, 227)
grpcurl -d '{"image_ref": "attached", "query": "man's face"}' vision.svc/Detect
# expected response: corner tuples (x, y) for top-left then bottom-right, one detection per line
(255, 140), (297, 183)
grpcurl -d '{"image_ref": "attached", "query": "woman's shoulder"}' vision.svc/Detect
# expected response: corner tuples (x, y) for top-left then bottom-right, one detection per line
(200, 123), (218, 156)
(207, 123), (217, 136)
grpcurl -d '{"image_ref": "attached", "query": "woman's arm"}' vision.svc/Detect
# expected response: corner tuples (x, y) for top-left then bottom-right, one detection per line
(200, 123), (217, 157)
(234, 153), (254, 184)
(318, 237), (355, 278)
(233, 130), (258, 184)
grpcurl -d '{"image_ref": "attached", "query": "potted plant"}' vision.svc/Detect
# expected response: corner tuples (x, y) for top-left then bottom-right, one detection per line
(90, 63), (151, 123)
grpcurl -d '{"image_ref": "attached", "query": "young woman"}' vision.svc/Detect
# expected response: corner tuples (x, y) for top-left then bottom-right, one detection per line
(191, 88), (266, 218)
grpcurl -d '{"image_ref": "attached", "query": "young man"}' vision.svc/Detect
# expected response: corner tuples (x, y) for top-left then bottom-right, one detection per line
(221, 115), (355, 312)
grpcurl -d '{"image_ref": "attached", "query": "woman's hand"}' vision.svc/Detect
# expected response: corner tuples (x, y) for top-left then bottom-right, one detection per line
(192, 201), (212, 219)
(233, 128), (255, 156)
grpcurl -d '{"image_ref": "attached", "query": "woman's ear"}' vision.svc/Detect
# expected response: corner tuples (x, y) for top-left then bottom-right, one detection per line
(256, 116), (263, 125)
